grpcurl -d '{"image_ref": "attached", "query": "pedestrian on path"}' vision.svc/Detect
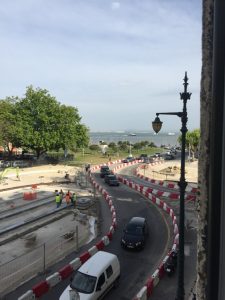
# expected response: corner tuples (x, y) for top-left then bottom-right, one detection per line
(59, 189), (64, 205)
(71, 192), (76, 208)
(65, 190), (71, 206)
(55, 193), (61, 208)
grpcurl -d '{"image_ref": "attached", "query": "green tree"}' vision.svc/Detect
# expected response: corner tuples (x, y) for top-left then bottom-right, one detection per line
(149, 141), (156, 148)
(108, 142), (117, 152)
(56, 105), (89, 151)
(133, 142), (142, 150)
(15, 86), (89, 158)
(178, 129), (200, 159)
(0, 97), (22, 157)
(117, 141), (128, 151)
(89, 144), (100, 151)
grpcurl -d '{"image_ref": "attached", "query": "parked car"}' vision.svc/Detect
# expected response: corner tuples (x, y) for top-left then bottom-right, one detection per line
(100, 166), (111, 178)
(165, 153), (175, 160)
(121, 217), (148, 250)
(60, 251), (120, 300)
(138, 154), (148, 160)
(1, 161), (11, 168)
(104, 174), (120, 186)
(12, 160), (30, 167)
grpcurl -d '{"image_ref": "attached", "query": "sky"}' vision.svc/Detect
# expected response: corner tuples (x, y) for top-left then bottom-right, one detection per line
(0, 0), (201, 132)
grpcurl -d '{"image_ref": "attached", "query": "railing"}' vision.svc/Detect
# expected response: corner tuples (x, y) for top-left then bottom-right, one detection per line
(0, 226), (89, 297)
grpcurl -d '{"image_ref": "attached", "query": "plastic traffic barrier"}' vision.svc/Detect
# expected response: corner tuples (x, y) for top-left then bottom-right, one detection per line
(46, 272), (62, 287)
(107, 231), (113, 240)
(145, 277), (154, 297)
(69, 258), (82, 271)
(158, 263), (165, 278)
(59, 265), (73, 279)
(88, 245), (98, 256)
(135, 286), (147, 300)
(96, 239), (105, 250)
(18, 290), (35, 300)
(32, 281), (49, 298)
(152, 269), (160, 287)
(79, 251), (91, 264)
(102, 235), (110, 246)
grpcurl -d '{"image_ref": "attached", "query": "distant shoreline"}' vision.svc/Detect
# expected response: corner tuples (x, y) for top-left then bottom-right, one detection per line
(89, 131), (180, 147)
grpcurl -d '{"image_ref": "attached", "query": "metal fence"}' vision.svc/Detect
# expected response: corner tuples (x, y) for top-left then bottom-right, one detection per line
(0, 226), (87, 297)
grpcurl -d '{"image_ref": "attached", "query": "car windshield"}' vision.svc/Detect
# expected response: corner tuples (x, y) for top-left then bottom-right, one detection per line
(108, 175), (116, 180)
(70, 271), (97, 294)
(101, 166), (109, 171)
(125, 224), (143, 235)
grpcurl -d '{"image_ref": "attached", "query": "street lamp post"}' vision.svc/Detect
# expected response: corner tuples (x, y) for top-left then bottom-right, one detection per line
(152, 72), (191, 300)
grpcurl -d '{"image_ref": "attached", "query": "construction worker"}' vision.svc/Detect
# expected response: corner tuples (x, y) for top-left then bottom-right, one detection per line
(59, 189), (64, 205)
(71, 192), (76, 208)
(55, 193), (61, 208)
(65, 190), (71, 206)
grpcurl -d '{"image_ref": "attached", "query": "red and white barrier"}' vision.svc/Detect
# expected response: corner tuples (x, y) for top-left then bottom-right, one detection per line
(111, 163), (179, 300)
(19, 159), (178, 300)
(18, 290), (36, 300)
(19, 163), (118, 300)
(135, 165), (197, 199)
(46, 272), (62, 288)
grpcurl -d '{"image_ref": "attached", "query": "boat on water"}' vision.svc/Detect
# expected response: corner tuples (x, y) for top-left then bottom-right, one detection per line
(128, 133), (137, 136)
(168, 132), (175, 136)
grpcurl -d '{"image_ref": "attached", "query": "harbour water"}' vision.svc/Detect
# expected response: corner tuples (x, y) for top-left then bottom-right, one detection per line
(89, 131), (180, 147)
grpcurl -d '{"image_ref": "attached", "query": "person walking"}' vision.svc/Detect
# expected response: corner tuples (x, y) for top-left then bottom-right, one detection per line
(71, 192), (77, 208)
(59, 189), (64, 205)
(65, 190), (71, 206)
(55, 193), (61, 208)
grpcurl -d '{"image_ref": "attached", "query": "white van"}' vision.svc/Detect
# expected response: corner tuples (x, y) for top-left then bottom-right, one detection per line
(60, 251), (120, 300)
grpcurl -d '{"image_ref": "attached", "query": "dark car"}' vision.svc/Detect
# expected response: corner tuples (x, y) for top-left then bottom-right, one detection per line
(104, 174), (120, 186)
(138, 154), (148, 160)
(122, 157), (135, 163)
(165, 153), (175, 160)
(121, 217), (148, 250)
(100, 166), (111, 178)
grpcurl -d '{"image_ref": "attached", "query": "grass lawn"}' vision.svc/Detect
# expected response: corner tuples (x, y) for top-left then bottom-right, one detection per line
(64, 147), (163, 167)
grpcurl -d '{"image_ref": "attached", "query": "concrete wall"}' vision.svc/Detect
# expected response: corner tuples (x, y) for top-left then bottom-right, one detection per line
(197, 0), (213, 299)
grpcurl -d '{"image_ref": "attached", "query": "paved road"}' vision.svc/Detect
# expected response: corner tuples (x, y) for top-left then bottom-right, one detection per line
(42, 170), (172, 300)
(4, 162), (196, 299)
(5, 167), (173, 300)
(117, 164), (197, 299)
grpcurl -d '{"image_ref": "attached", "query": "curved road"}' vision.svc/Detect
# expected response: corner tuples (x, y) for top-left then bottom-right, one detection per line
(41, 168), (173, 300)
(5, 164), (174, 300)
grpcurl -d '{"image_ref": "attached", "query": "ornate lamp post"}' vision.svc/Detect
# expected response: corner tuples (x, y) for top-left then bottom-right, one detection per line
(152, 72), (191, 300)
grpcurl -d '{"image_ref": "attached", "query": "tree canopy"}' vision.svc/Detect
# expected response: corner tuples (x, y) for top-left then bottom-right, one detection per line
(0, 97), (22, 156)
(0, 86), (89, 158)
(178, 129), (200, 159)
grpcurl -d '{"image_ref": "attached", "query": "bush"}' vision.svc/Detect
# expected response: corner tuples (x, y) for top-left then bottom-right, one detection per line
(89, 144), (100, 151)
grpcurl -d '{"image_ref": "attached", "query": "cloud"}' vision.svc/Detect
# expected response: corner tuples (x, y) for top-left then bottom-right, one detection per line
(111, 1), (121, 10)
(0, 0), (201, 131)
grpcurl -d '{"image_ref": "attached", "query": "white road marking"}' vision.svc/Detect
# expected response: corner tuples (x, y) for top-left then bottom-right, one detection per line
(116, 197), (133, 202)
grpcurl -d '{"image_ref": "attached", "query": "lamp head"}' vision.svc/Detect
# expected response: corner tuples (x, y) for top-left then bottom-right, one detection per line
(152, 115), (163, 133)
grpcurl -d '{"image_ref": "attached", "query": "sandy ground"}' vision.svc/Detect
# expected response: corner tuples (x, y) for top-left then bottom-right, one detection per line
(0, 164), (80, 188)
(0, 164), (98, 296)
(139, 159), (198, 184)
